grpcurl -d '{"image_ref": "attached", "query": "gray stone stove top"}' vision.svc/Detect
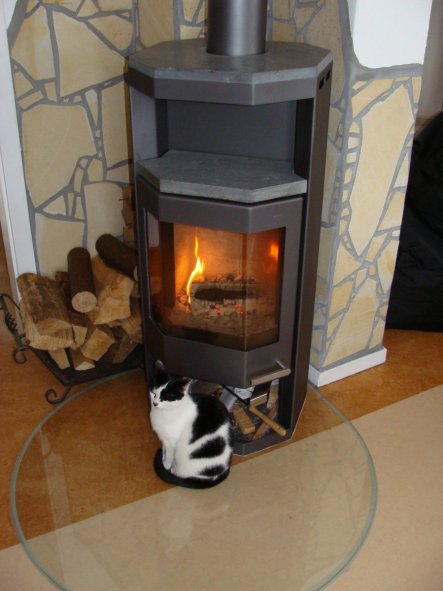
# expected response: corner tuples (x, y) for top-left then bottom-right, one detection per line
(137, 150), (307, 203)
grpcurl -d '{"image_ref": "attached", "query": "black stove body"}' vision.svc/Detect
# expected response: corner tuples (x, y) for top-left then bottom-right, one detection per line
(127, 27), (332, 454)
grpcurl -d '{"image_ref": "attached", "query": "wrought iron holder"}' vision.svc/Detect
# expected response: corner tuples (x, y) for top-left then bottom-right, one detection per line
(0, 293), (28, 364)
(1, 292), (144, 405)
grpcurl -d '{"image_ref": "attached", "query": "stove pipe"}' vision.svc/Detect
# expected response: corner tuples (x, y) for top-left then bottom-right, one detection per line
(206, 0), (268, 57)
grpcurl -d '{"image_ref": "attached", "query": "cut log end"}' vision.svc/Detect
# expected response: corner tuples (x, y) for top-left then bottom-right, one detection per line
(71, 291), (97, 314)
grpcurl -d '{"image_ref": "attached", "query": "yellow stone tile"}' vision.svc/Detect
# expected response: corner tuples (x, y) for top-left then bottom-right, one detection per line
(369, 318), (385, 349)
(97, 0), (132, 9)
(43, 195), (67, 216)
(77, 0), (98, 17)
(87, 158), (104, 182)
(329, 279), (353, 317)
(89, 15), (133, 51)
(315, 276), (328, 305)
(322, 140), (340, 221)
(107, 165), (130, 183)
(18, 90), (44, 110)
(351, 79), (393, 118)
(325, 277), (378, 365)
(183, 0), (204, 22)
(346, 151), (357, 163)
(379, 191), (405, 230)
(310, 328), (324, 351)
(11, 6), (55, 81)
(13, 71), (33, 97)
(138, 0), (173, 48)
(327, 315), (342, 339)
(22, 103), (96, 207)
(412, 77), (422, 104)
(364, 234), (386, 264)
(101, 81), (129, 169)
(271, 21), (295, 42)
(180, 25), (202, 40)
(271, 0), (292, 20)
(393, 152), (411, 189)
(53, 11), (125, 97)
(348, 84), (414, 255)
(377, 238), (399, 293)
(35, 215), (84, 275)
(328, 107), (342, 141)
(344, 166), (353, 184)
(349, 121), (359, 134)
(333, 243), (361, 284)
(44, 81), (57, 101)
(317, 226), (335, 283)
(348, 136), (359, 149)
(85, 89), (99, 125)
(294, 7), (316, 31)
(84, 182), (125, 255)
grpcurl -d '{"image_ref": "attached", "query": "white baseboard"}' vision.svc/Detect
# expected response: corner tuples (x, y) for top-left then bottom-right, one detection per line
(309, 347), (387, 387)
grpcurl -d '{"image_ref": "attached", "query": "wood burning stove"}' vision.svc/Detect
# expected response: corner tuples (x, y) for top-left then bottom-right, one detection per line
(127, 5), (332, 454)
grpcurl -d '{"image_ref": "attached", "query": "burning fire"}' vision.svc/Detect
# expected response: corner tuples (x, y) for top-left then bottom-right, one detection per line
(269, 242), (279, 263)
(186, 237), (205, 304)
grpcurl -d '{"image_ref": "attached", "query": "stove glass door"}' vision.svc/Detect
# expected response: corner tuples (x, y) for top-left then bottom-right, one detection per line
(147, 215), (284, 351)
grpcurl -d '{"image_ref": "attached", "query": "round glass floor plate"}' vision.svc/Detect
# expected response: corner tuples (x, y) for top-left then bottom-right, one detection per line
(10, 373), (377, 591)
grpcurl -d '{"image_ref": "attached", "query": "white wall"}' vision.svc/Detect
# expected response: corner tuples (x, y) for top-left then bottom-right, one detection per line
(348, 0), (433, 68)
(0, 0), (36, 297)
(418, 0), (443, 119)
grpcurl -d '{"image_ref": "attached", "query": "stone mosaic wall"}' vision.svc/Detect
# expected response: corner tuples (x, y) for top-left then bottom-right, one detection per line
(8, 0), (423, 374)
(270, 0), (422, 373)
(8, 0), (137, 275)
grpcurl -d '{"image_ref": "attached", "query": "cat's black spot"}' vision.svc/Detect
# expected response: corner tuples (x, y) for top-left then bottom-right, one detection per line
(190, 394), (230, 443)
(191, 436), (226, 459)
(200, 464), (226, 477)
(160, 378), (189, 402)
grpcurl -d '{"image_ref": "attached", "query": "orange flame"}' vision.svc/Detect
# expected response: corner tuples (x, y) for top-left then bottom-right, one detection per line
(269, 242), (279, 263)
(186, 237), (205, 304)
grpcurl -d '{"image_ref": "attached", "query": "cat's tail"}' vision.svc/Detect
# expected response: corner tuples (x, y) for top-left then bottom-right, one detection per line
(153, 449), (229, 489)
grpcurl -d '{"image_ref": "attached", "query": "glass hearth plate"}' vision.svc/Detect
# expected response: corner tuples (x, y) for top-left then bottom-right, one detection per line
(10, 373), (376, 591)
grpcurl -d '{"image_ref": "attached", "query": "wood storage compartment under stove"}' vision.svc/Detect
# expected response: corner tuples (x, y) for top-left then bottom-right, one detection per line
(127, 37), (332, 455)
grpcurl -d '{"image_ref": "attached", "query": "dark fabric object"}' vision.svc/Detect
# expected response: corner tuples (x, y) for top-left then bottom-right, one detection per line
(386, 113), (443, 331)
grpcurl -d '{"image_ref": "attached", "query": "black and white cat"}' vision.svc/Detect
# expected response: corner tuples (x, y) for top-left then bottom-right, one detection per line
(149, 361), (233, 489)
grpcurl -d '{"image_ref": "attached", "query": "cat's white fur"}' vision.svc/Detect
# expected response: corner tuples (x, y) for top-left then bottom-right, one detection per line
(150, 381), (231, 479)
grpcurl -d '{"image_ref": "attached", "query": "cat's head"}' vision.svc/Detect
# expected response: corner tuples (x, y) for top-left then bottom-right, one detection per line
(149, 360), (191, 409)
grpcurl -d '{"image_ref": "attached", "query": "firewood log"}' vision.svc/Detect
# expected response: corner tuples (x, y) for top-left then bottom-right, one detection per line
(69, 311), (88, 349)
(70, 348), (95, 371)
(117, 299), (143, 343)
(67, 247), (97, 313)
(19, 302), (73, 351)
(96, 234), (138, 280)
(89, 256), (134, 325)
(106, 326), (138, 364)
(17, 273), (72, 335)
(54, 271), (70, 303)
(48, 348), (71, 370)
(80, 324), (115, 361)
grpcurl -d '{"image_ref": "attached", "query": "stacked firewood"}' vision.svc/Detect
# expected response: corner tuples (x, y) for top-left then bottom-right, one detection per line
(17, 229), (142, 372)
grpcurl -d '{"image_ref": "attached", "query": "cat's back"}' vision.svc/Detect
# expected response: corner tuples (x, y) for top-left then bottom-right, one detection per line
(189, 393), (232, 442)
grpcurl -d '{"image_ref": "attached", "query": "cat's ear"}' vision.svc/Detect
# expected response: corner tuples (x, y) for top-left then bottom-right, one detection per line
(155, 360), (165, 371)
(175, 377), (192, 394)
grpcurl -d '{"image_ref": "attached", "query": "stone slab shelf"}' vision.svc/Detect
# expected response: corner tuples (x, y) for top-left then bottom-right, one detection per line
(137, 150), (307, 203)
